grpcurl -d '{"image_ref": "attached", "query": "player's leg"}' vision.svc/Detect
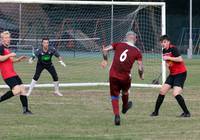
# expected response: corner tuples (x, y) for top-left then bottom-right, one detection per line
(27, 63), (44, 96)
(0, 77), (18, 102)
(12, 85), (31, 114)
(19, 94), (32, 115)
(172, 72), (190, 117)
(121, 91), (132, 114)
(0, 90), (14, 102)
(173, 87), (190, 117)
(109, 77), (121, 125)
(121, 78), (132, 114)
(46, 65), (63, 96)
(19, 84), (32, 114)
(150, 84), (171, 116)
(151, 75), (173, 116)
(12, 76), (32, 114)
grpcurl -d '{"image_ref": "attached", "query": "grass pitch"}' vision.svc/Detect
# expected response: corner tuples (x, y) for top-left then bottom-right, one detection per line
(0, 57), (199, 140)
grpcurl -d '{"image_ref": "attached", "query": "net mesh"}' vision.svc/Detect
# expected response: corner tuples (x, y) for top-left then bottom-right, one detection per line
(0, 2), (163, 85)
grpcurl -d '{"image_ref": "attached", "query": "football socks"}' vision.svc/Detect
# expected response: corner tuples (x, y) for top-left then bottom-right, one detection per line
(175, 94), (190, 114)
(0, 90), (14, 102)
(154, 94), (165, 114)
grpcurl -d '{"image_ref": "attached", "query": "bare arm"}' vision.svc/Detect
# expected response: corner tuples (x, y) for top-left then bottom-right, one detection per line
(137, 60), (144, 80)
(13, 55), (27, 63)
(101, 45), (113, 68)
(0, 53), (16, 62)
(102, 45), (113, 61)
(163, 55), (183, 62)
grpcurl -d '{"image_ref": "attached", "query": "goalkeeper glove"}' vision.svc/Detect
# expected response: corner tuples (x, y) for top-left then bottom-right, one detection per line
(28, 53), (35, 64)
(59, 60), (66, 67)
(28, 57), (33, 64)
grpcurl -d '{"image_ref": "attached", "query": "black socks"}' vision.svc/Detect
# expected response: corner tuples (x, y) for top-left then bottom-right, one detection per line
(20, 95), (28, 111)
(154, 94), (165, 113)
(0, 90), (14, 102)
(175, 94), (190, 114)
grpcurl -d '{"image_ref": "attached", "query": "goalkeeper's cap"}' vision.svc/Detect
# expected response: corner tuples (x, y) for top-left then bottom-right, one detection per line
(126, 31), (137, 37)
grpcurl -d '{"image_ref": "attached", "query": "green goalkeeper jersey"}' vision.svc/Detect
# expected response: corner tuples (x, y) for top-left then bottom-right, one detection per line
(34, 47), (60, 66)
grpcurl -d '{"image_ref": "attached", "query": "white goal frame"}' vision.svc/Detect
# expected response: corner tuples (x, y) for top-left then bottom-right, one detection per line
(0, 0), (166, 88)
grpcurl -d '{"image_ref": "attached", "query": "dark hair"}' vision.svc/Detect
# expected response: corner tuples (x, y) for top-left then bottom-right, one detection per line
(160, 35), (170, 42)
(42, 37), (49, 42)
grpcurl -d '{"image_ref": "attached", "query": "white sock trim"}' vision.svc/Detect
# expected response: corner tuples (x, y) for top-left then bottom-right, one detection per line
(53, 81), (59, 92)
(27, 79), (37, 96)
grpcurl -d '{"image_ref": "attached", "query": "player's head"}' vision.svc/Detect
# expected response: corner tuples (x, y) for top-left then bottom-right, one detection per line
(125, 31), (137, 44)
(160, 35), (171, 49)
(0, 31), (11, 47)
(42, 37), (49, 49)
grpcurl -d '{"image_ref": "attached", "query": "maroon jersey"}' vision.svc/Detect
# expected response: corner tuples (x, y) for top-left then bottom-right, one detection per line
(109, 42), (142, 80)
(0, 44), (17, 80)
(163, 44), (187, 75)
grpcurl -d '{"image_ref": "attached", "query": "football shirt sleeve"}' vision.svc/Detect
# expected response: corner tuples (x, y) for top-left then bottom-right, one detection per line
(52, 47), (60, 57)
(111, 43), (117, 50)
(0, 46), (4, 55)
(172, 47), (181, 57)
(34, 49), (40, 57)
(136, 50), (143, 61)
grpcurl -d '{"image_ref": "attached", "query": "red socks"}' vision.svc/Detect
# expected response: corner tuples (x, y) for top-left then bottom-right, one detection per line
(111, 96), (120, 115)
(111, 94), (129, 115)
(112, 99), (119, 115)
(122, 94), (129, 109)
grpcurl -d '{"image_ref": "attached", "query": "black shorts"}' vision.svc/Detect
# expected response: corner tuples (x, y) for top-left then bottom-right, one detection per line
(33, 62), (58, 81)
(4, 76), (23, 89)
(165, 72), (187, 88)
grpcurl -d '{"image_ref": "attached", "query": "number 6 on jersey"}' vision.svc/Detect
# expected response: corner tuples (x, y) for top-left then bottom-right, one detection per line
(120, 49), (128, 62)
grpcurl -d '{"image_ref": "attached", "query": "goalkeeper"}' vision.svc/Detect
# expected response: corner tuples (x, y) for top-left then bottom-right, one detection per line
(27, 37), (66, 96)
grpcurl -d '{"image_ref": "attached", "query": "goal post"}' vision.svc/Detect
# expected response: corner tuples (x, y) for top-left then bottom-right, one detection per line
(0, 0), (166, 88)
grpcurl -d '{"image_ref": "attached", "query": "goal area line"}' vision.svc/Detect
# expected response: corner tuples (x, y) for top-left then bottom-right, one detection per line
(0, 83), (161, 89)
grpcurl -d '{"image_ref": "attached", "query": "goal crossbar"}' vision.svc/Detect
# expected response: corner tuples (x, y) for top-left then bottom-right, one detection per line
(11, 38), (100, 42)
(0, 0), (165, 6)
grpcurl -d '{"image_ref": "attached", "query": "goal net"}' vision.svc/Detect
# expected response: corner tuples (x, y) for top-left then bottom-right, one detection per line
(0, 0), (166, 88)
